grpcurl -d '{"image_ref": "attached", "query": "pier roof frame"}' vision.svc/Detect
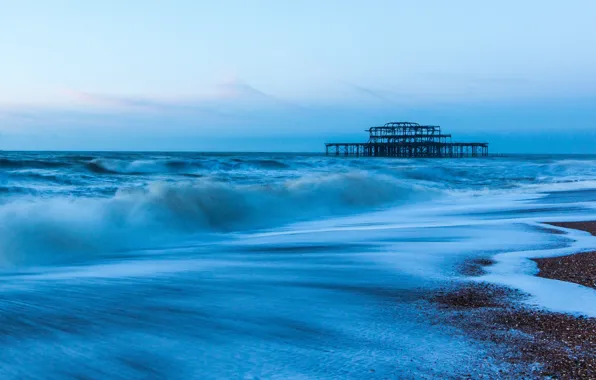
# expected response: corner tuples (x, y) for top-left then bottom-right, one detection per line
(367, 124), (442, 137)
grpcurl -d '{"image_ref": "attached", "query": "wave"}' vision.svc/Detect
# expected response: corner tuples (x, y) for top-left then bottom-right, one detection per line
(8, 169), (80, 185)
(0, 186), (39, 195)
(0, 158), (70, 169)
(0, 171), (435, 267)
(83, 157), (291, 176)
(390, 158), (596, 190)
(85, 158), (190, 175)
(243, 159), (290, 169)
(165, 159), (200, 170)
(85, 158), (212, 175)
(86, 159), (157, 175)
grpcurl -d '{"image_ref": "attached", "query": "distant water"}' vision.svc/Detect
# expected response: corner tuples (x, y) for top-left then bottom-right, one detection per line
(1, 152), (596, 378)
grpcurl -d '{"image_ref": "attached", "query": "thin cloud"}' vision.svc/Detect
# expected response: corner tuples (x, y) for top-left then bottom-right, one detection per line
(219, 77), (304, 109)
(64, 77), (299, 113)
(343, 82), (400, 105)
(63, 89), (239, 118)
(66, 91), (168, 110)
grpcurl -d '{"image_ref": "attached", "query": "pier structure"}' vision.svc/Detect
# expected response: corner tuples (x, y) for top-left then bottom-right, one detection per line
(325, 121), (488, 158)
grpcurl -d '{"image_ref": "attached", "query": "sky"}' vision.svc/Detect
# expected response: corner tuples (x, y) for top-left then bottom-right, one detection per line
(0, 0), (595, 152)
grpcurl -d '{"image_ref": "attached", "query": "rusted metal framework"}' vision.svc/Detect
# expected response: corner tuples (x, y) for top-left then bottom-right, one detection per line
(325, 121), (488, 158)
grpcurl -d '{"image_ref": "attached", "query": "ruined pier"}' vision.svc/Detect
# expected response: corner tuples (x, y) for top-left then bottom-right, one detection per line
(325, 122), (488, 158)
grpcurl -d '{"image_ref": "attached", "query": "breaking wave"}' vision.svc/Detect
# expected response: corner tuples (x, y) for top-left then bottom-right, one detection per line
(0, 171), (434, 267)
(86, 159), (176, 175)
(83, 157), (293, 176)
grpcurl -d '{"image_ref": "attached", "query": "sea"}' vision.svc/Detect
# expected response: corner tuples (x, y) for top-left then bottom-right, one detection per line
(1, 151), (596, 379)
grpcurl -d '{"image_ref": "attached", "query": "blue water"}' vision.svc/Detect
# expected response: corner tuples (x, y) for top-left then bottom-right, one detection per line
(1, 152), (596, 378)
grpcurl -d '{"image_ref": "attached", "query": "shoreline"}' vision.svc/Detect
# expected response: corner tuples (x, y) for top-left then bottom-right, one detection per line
(532, 221), (596, 290)
(426, 281), (596, 378)
(428, 224), (596, 377)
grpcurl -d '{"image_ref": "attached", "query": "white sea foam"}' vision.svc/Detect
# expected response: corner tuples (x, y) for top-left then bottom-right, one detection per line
(480, 222), (596, 317)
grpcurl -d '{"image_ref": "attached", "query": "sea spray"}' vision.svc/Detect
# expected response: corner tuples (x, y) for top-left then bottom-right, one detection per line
(0, 170), (432, 266)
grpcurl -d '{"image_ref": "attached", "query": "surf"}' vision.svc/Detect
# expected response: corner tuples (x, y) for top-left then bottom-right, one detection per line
(0, 170), (432, 267)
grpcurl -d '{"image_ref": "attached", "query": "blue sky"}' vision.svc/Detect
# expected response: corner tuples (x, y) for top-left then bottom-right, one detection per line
(1, 0), (595, 152)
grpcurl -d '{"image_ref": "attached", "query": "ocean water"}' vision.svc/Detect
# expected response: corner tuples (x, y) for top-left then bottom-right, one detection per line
(1, 152), (596, 378)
